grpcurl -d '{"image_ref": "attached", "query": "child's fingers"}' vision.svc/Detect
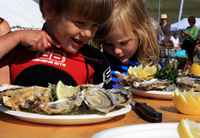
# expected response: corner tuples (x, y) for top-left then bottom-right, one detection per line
(45, 33), (61, 48)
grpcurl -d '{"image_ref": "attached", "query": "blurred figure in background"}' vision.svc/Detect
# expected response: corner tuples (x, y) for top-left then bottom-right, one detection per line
(160, 14), (171, 41)
(170, 32), (180, 51)
(194, 35), (200, 64)
(181, 16), (198, 63)
(0, 17), (11, 84)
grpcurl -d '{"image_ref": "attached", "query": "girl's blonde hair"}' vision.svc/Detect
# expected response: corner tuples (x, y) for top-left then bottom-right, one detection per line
(93, 0), (161, 65)
(39, 0), (114, 25)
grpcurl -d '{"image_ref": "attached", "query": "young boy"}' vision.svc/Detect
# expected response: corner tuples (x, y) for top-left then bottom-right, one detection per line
(0, 0), (113, 88)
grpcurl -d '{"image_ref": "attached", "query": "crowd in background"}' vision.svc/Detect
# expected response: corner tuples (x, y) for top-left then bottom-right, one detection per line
(158, 14), (200, 65)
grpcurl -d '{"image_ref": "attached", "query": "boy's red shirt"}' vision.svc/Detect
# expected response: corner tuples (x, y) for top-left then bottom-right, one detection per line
(0, 44), (112, 88)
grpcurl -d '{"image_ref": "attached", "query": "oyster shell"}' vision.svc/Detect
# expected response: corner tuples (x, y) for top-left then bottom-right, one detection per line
(82, 88), (117, 113)
(40, 95), (83, 115)
(176, 76), (200, 92)
(82, 87), (132, 114)
(115, 71), (171, 90)
(109, 88), (132, 107)
(0, 86), (53, 112)
(78, 82), (104, 91)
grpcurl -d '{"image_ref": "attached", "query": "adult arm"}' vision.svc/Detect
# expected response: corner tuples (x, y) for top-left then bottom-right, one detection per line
(182, 27), (198, 40)
(191, 27), (199, 40)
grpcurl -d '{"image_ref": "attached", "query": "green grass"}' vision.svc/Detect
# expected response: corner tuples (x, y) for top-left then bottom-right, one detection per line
(145, 0), (200, 24)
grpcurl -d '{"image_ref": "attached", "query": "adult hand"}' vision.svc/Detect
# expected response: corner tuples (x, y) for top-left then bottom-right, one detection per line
(20, 30), (60, 52)
(183, 60), (192, 72)
(182, 31), (190, 36)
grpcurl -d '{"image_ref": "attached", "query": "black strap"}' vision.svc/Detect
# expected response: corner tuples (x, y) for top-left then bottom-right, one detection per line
(84, 63), (89, 84)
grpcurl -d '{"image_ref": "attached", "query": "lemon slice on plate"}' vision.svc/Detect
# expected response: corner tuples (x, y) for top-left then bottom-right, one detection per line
(56, 80), (79, 100)
(177, 119), (200, 138)
(127, 65), (156, 79)
(173, 88), (200, 115)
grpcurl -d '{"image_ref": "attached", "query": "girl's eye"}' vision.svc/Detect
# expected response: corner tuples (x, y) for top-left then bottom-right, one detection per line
(120, 40), (129, 45)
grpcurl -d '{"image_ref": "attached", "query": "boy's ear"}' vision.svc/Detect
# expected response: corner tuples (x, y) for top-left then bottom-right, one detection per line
(43, 1), (53, 20)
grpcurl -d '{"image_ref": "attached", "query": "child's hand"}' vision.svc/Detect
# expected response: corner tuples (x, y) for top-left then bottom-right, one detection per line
(20, 30), (60, 52)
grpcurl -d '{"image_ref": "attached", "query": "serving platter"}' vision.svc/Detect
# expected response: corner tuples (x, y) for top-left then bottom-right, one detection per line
(128, 87), (172, 100)
(92, 123), (180, 138)
(0, 104), (131, 125)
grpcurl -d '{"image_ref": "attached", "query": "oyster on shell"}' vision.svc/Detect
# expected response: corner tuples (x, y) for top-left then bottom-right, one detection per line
(40, 95), (83, 115)
(82, 87), (132, 114)
(176, 76), (200, 92)
(115, 71), (171, 90)
(109, 88), (132, 107)
(0, 86), (53, 112)
(82, 88), (117, 113)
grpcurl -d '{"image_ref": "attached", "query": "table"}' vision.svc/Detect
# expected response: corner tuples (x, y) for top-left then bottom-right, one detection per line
(0, 95), (200, 138)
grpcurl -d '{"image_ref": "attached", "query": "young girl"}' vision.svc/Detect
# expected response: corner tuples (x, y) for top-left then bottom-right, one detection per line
(92, 0), (161, 88)
(0, 0), (113, 88)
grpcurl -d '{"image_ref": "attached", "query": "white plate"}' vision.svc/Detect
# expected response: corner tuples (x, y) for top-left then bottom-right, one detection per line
(128, 87), (172, 100)
(0, 104), (131, 125)
(92, 123), (180, 138)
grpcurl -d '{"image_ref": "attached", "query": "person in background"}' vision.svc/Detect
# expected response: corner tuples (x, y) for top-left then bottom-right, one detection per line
(170, 32), (180, 51)
(194, 35), (200, 64)
(158, 14), (171, 64)
(0, 17), (11, 84)
(0, 0), (113, 88)
(92, 0), (161, 88)
(181, 16), (198, 63)
(160, 14), (171, 41)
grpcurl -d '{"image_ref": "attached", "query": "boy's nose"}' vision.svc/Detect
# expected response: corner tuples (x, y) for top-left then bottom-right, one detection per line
(80, 29), (92, 38)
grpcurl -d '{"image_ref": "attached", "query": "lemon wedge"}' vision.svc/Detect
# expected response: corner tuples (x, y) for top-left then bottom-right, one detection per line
(177, 119), (200, 138)
(189, 64), (200, 76)
(127, 65), (156, 79)
(173, 88), (200, 115)
(56, 80), (79, 100)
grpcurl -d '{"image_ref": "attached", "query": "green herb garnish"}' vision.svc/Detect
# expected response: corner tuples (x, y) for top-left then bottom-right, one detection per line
(150, 62), (179, 83)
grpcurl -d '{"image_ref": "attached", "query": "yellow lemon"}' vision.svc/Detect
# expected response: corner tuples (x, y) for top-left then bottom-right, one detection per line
(189, 64), (200, 76)
(56, 80), (79, 100)
(173, 88), (200, 115)
(127, 65), (156, 79)
(177, 119), (200, 138)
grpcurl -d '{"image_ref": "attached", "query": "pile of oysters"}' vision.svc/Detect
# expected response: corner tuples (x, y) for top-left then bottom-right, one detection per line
(116, 71), (200, 92)
(115, 71), (171, 91)
(0, 82), (132, 115)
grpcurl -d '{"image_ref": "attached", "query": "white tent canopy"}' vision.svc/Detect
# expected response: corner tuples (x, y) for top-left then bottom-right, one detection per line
(0, 0), (44, 30)
(171, 18), (200, 31)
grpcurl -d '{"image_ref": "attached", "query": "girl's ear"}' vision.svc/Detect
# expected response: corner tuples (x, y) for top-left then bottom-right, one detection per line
(43, 0), (53, 20)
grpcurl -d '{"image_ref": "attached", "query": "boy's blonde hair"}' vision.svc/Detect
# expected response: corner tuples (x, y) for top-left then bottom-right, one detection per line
(93, 0), (161, 65)
(39, 0), (114, 24)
